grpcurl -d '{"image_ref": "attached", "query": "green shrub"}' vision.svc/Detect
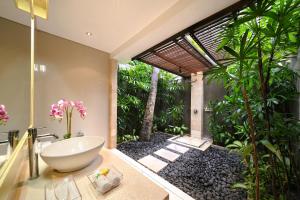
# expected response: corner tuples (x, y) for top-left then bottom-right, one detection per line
(164, 125), (188, 136)
(117, 61), (187, 143)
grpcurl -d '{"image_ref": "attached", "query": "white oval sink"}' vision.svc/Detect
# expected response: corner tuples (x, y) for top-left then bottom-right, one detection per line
(40, 136), (105, 172)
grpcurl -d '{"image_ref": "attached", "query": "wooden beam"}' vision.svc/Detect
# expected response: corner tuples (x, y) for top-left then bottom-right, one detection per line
(137, 58), (190, 78)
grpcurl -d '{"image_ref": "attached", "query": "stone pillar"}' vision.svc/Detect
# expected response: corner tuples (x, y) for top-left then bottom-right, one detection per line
(108, 59), (118, 148)
(183, 77), (191, 133)
(190, 72), (204, 139)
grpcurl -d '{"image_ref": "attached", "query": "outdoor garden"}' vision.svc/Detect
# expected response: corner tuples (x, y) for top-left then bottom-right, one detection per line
(117, 0), (300, 199)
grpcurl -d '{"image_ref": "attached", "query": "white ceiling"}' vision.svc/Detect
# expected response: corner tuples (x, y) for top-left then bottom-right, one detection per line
(0, 0), (238, 62)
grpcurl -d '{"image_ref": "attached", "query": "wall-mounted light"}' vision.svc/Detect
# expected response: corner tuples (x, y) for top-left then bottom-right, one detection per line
(40, 64), (46, 72)
(86, 32), (93, 37)
(34, 64), (39, 72)
(15, 0), (49, 19)
(34, 64), (47, 72)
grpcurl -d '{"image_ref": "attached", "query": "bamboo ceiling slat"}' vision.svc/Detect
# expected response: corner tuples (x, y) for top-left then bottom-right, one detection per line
(139, 37), (210, 77)
(133, 0), (252, 77)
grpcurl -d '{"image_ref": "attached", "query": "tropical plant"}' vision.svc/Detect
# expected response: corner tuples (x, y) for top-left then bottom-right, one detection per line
(140, 67), (160, 141)
(164, 125), (188, 136)
(117, 61), (152, 139)
(207, 0), (300, 199)
(154, 70), (187, 131)
(117, 133), (139, 143)
(117, 61), (187, 142)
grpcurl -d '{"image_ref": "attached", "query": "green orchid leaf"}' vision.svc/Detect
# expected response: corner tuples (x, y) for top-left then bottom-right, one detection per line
(232, 183), (248, 189)
(223, 46), (240, 59)
(261, 140), (283, 161)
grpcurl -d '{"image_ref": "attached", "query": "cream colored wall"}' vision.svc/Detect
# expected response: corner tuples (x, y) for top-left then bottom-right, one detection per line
(0, 17), (112, 198)
(34, 29), (111, 144)
(0, 17), (111, 146)
(0, 18), (30, 144)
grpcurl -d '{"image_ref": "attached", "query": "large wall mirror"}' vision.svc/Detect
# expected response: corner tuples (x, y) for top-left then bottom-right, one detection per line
(0, 17), (30, 170)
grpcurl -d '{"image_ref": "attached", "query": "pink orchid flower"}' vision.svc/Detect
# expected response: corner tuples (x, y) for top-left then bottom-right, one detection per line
(49, 99), (87, 138)
(0, 104), (9, 125)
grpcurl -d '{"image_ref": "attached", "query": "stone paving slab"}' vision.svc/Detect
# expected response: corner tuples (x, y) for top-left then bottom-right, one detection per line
(138, 155), (168, 172)
(154, 148), (180, 162)
(175, 136), (205, 147)
(166, 143), (189, 154)
(199, 141), (212, 151)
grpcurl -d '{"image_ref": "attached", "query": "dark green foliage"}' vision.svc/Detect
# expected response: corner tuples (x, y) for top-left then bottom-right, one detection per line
(117, 61), (187, 143)
(207, 0), (300, 199)
(209, 67), (299, 146)
(117, 61), (152, 140)
(154, 70), (186, 132)
(164, 125), (188, 136)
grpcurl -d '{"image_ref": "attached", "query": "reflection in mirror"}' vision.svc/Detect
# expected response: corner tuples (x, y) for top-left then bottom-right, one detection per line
(0, 17), (30, 167)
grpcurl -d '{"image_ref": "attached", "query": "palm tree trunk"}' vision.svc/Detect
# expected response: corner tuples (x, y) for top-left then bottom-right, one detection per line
(241, 87), (260, 200)
(139, 67), (160, 141)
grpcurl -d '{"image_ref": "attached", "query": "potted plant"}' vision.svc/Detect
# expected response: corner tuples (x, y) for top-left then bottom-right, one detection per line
(50, 99), (87, 139)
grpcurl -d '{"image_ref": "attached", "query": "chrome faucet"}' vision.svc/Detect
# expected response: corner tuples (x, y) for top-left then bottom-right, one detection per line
(28, 128), (59, 179)
(0, 130), (20, 150)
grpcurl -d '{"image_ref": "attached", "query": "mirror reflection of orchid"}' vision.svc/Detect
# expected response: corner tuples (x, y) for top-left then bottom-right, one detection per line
(50, 99), (87, 139)
(0, 104), (9, 126)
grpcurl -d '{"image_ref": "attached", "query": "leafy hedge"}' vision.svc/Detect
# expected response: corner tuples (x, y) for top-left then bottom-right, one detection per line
(117, 61), (187, 143)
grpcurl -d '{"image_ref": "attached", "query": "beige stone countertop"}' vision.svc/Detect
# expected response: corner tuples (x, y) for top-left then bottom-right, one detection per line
(14, 148), (169, 200)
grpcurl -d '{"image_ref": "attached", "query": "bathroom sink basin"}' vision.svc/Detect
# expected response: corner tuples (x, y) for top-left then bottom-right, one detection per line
(40, 136), (105, 172)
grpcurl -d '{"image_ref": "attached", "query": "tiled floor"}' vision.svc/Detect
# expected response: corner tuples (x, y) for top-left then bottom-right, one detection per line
(112, 149), (195, 200)
(154, 149), (180, 162)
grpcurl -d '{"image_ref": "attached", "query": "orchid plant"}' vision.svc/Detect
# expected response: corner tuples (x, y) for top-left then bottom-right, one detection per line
(50, 99), (87, 139)
(0, 104), (9, 126)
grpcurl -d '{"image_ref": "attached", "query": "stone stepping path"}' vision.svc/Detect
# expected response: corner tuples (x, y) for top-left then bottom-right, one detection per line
(118, 133), (246, 200)
(138, 155), (168, 172)
(166, 143), (189, 154)
(138, 140), (212, 173)
(154, 149), (180, 162)
(138, 144), (190, 173)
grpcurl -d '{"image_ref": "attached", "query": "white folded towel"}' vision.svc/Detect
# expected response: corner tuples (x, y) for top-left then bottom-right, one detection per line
(106, 171), (121, 187)
(95, 175), (112, 193)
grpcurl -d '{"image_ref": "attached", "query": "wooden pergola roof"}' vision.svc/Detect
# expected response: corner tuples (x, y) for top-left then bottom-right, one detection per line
(133, 0), (252, 77)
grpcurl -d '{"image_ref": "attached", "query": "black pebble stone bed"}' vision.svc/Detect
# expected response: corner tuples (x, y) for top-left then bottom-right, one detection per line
(117, 132), (246, 200)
